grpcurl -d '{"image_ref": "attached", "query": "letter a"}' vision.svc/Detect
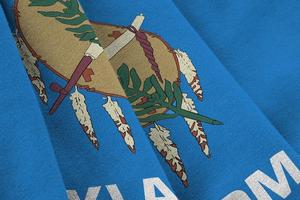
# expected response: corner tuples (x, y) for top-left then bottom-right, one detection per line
(143, 177), (178, 200)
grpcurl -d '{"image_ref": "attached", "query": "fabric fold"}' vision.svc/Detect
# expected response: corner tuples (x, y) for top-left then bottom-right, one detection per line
(0, 5), (68, 199)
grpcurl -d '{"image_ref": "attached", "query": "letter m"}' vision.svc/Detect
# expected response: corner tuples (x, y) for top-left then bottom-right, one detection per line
(245, 151), (300, 200)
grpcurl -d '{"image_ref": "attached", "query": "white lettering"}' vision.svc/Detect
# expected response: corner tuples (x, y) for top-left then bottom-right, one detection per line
(222, 190), (251, 200)
(245, 151), (300, 199)
(143, 177), (178, 200)
(67, 186), (101, 200)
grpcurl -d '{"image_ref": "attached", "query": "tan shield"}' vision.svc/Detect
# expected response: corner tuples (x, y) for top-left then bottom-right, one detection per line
(15, 0), (180, 124)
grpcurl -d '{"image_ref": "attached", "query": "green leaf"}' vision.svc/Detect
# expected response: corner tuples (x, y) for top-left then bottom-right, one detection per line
(70, 0), (80, 10)
(128, 94), (143, 103)
(133, 101), (155, 109)
(32, 0), (94, 43)
(150, 93), (160, 102)
(81, 32), (96, 41)
(139, 113), (178, 123)
(143, 77), (152, 92)
(63, 7), (77, 15)
(56, 15), (87, 25)
(66, 24), (93, 33)
(124, 88), (136, 96)
(117, 64), (130, 88)
(38, 11), (76, 18)
(164, 80), (174, 103)
(130, 68), (141, 90)
(62, 0), (72, 8)
(29, 0), (58, 6)
(74, 31), (96, 41)
(90, 38), (100, 44)
(115, 64), (223, 126)
(150, 75), (166, 100)
(135, 106), (162, 116)
(173, 82), (182, 107)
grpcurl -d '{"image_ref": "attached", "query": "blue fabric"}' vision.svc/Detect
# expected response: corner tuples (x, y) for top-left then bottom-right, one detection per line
(81, 1), (300, 199)
(1, 1), (175, 199)
(1, 0), (300, 199)
(0, 5), (68, 200)
(174, 0), (300, 153)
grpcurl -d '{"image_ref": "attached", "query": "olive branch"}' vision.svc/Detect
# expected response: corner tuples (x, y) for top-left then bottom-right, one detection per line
(29, 0), (99, 43)
(117, 64), (223, 125)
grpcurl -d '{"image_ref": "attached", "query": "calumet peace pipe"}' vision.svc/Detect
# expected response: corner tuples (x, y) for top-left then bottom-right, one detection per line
(49, 15), (145, 114)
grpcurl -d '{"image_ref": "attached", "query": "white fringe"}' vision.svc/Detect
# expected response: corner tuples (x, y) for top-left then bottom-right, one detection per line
(14, 30), (48, 103)
(70, 87), (99, 149)
(149, 123), (188, 187)
(103, 96), (135, 152)
(175, 49), (203, 100)
(181, 93), (210, 157)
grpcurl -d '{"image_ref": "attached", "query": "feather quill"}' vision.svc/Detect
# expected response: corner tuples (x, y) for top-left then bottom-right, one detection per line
(15, 31), (48, 103)
(181, 93), (210, 157)
(70, 87), (99, 149)
(175, 49), (203, 101)
(103, 96), (136, 152)
(149, 123), (188, 187)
